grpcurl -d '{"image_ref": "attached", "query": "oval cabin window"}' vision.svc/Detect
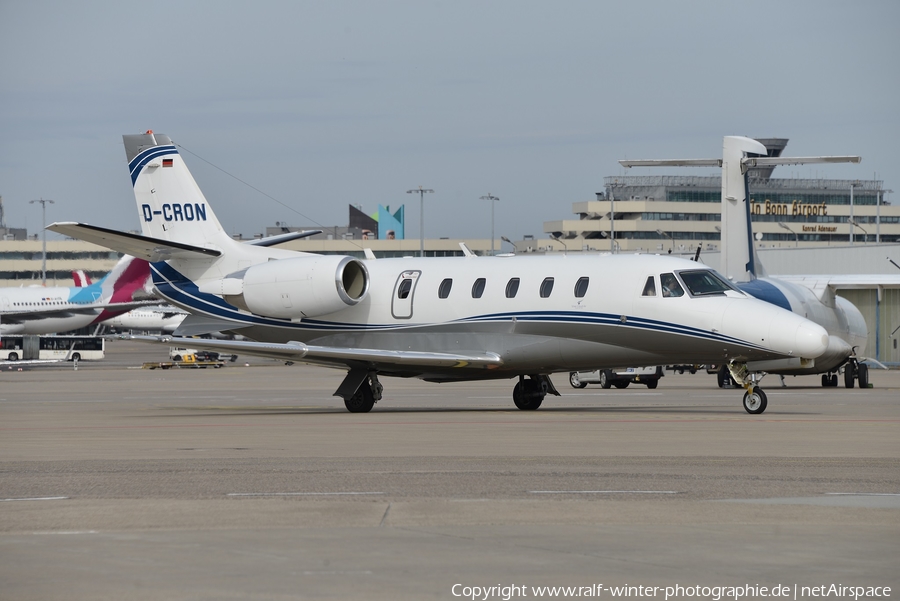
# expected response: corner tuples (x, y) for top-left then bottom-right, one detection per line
(472, 278), (486, 298)
(540, 277), (555, 298)
(438, 278), (453, 299)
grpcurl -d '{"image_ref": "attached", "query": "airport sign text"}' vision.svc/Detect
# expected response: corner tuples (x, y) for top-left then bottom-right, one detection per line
(751, 200), (828, 218)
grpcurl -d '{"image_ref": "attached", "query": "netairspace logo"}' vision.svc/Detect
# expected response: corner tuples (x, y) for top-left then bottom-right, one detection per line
(450, 583), (892, 600)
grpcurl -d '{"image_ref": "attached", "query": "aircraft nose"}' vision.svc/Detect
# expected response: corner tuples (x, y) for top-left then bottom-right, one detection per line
(764, 309), (828, 359)
(793, 320), (830, 358)
(723, 301), (827, 359)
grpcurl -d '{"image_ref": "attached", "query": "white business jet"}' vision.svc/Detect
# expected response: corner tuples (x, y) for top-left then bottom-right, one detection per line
(620, 136), (896, 389)
(48, 132), (830, 414)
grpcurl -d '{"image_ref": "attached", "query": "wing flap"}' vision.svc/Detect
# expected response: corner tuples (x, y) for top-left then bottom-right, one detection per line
(46, 222), (221, 262)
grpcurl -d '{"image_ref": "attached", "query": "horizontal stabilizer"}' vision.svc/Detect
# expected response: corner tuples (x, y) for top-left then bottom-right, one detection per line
(47, 222), (221, 262)
(621, 156), (861, 169)
(126, 335), (504, 369)
(620, 159), (722, 168)
(743, 156), (861, 167)
(244, 230), (322, 247)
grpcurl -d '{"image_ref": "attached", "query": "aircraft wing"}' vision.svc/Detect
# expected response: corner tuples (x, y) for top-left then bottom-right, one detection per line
(125, 335), (504, 369)
(0, 300), (159, 325)
(776, 275), (900, 303)
(46, 222), (221, 262)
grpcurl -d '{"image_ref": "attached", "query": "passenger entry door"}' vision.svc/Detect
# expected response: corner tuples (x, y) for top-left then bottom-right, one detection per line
(391, 270), (421, 319)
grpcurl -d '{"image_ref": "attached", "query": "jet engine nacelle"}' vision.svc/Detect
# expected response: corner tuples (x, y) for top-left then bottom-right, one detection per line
(225, 255), (369, 319)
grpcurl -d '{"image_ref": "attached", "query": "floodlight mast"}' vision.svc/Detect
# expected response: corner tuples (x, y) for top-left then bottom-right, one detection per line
(406, 186), (434, 257)
(29, 198), (56, 285)
(778, 221), (798, 247)
(655, 228), (674, 253)
(480, 194), (499, 255)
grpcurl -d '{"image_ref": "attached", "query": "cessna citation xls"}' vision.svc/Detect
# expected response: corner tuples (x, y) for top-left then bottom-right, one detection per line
(48, 132), (829, 414)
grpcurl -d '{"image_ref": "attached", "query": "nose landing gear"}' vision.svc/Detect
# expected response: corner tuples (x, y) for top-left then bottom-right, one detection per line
(741, 386), (768, 414)
(728, 361), (768, 415)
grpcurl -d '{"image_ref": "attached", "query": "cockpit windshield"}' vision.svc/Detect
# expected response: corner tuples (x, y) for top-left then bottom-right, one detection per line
(677, 270), (740, 296)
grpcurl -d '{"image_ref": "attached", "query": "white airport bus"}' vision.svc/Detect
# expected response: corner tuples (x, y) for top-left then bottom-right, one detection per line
(0, 335), (106, 361)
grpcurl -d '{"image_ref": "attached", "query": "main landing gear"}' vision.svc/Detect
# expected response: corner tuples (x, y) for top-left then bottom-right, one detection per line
(333, 371), (561, 413)
(820, 358), (869, 389)
(512, 374), (561, 410)
(821, 373), (840, 387)
(335, 369), (383, 413)
(334, 369), (559, 413)
(842, 358), (869, 389)
(727, 361), (768, 415)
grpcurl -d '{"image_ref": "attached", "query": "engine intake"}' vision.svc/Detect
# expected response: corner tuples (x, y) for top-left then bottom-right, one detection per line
(225, 255), (369, 319)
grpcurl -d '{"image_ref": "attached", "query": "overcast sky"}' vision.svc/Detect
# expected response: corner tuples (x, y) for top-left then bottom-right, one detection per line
(1, 1), (897, 242)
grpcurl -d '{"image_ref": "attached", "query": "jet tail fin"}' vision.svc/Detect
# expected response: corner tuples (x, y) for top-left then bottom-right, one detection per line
(91, 255), (154, 323)
(720, 136), (768, 282)
(123, 131), (236, 251)
(620, 137), (860, 283)
(72, 270), (91, 287)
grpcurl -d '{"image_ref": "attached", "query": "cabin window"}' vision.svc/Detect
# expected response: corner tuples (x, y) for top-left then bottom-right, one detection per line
(642, 276), (656, 297)
(438, 278), (453, 299)
(574, 277), (589, 298)
(660, 273), (684, 298)
(397, 278), (413, 299)
(540, 277), (555, 298)
(472, 278), (486, 299)
(505, 277), (520, 298)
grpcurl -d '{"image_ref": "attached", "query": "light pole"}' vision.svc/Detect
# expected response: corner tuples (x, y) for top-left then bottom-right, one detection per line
(848, 218), (868, 244)
(549, 232), (568, 254)
(877, 187), (881, 243)
(656, 229), (673, 253)
(29, 198), (55, 285)
(600, 188), (616, 254)
(407, 186), (434, 258)
(480, 193), (499, 255)
(778, 222), (798, 247)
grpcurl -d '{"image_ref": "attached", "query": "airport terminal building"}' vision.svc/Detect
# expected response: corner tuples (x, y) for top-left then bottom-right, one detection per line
(544, 139), (896, 254)
(542, 174), (895, 254)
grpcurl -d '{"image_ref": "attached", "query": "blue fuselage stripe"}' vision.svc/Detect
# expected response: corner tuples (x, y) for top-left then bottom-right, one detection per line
(152, 263), (769, 351)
